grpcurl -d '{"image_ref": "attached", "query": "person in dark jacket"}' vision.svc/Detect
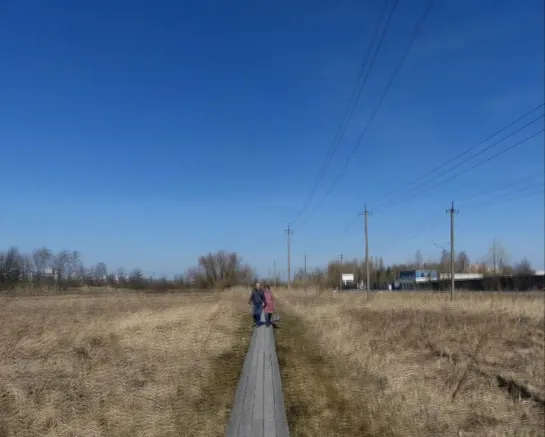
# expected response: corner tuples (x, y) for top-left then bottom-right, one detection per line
(248, 282), (266, 327)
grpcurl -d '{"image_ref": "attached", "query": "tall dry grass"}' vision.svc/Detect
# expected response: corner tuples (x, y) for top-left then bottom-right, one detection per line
(275, 289), (545, 437)
(0, 290), (251, 437)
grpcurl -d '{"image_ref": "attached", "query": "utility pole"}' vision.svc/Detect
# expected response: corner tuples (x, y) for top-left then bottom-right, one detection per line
(339, 253), (344, 291)
(285, 225), (294, 289)
(273, 260), (277, 288)
(446, 201), (458, 301)
(304, 253), (307, 293)
(360, 205), (372, 299)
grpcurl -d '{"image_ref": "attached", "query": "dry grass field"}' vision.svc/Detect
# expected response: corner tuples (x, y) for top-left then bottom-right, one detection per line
(275, 289), (545, 437)
(0, 290), (251, 437)
(2, 287), (543, 437)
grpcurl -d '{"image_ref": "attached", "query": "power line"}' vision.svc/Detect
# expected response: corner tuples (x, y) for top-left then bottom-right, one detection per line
(454, 173), (544, 205)
(312, 187), (543, 283)
(337, 214), (360, 236)
(465, 186), (544, 212)
(336, 107), (544, 233)
(374, 126), (544, 213)
(374, 114), (544, 211)
(457, 182), (545, 209)
(338, 173), (544, 237)
(303, 0), (436, 226)
(330, 119), (543, 245)
(369, 215), (447, 259)
(372, 188), (543, 267)
(290, 0), (399, 225)
(371, 103), (545, 209)
(331, 180), (543, 262)
(404, 128), (544, 202)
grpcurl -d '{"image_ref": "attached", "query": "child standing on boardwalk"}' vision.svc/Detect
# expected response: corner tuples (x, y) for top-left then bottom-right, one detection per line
(263, 284), (276, 327)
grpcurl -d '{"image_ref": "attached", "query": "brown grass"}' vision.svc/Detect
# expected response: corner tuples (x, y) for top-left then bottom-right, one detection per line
(0, 290), (251, 437)
(275, 289), (545, 437)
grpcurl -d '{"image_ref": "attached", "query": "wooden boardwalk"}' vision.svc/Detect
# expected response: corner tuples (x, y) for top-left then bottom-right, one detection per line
(226, 313), (289, 437)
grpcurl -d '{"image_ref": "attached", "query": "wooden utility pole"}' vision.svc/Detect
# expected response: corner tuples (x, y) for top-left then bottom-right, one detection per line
(360, 205), (372, 299)
(304, 253), (307, 293)
(273, 260), (277, 288)
(339, 253), (344, 291)
(285, 225), (293, 289)
(446, 201), (458, 301)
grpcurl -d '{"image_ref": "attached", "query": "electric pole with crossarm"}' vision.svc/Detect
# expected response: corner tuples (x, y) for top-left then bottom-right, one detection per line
(446, 201), (458, 301)
(360, 205), (372, 299)
(285, 225), (294, 289)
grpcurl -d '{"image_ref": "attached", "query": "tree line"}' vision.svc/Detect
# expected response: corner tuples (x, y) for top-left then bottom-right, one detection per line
(0, 239), (540, 293)
(0, 247), (255, 293)
(287, 239), (538, 289)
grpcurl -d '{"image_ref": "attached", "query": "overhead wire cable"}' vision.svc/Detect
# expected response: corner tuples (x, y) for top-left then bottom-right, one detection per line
(373, 120), (544, 213)
(302, 0), (437, 226)
(369, 103), (545, 209)
(290, 0), (399, 225)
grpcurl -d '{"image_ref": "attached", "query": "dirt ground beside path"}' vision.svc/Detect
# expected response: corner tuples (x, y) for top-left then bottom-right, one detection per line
(0, 291), (250, 437)
(275, 289), (544, 437)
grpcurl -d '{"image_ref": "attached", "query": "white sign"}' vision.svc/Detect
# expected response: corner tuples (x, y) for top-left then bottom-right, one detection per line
(341, 273), (354, 282)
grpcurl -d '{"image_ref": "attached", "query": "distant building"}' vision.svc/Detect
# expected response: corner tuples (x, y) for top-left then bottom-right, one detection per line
(394, 269), (438, 290)
(392, 270), (485, 290)
(439, 273), (484, 280)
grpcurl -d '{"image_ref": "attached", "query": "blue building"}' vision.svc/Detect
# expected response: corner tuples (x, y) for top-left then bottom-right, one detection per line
(394, 269), (438, 290)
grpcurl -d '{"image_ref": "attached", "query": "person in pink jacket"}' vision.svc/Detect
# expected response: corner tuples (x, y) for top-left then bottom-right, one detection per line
(263, 284), (276, 327)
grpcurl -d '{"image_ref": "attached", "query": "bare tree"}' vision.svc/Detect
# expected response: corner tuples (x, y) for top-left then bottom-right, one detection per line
(53, 250), (73, 289)
(326, 261), (342, 289)
(129, 268), (146, 289)
(0, 247), (23, 291)
(19, 255), (34, 289)
(415, 250), (423, 268)
(192, 251), (254, 289)
(33, 247), (53, 285)
(67, 251), (83, 280)
(456, 251), (471, 273)
(513, 258), (535, 276)
(487, 239), (508, 275)
(116, 268), (127, 286)
(440, 249), (450, 273)
(93, 262), (108, 286)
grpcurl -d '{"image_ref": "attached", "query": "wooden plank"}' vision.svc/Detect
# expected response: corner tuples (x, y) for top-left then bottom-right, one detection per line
(269, 329), (290, 437)
(263, 332), (276, 436)
(226, 328), (259, 437)
(238, 327), (261, 437)
(250, 328), (265, 436)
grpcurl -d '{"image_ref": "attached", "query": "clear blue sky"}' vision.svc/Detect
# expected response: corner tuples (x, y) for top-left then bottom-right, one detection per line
(1, 0), (544, 278)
